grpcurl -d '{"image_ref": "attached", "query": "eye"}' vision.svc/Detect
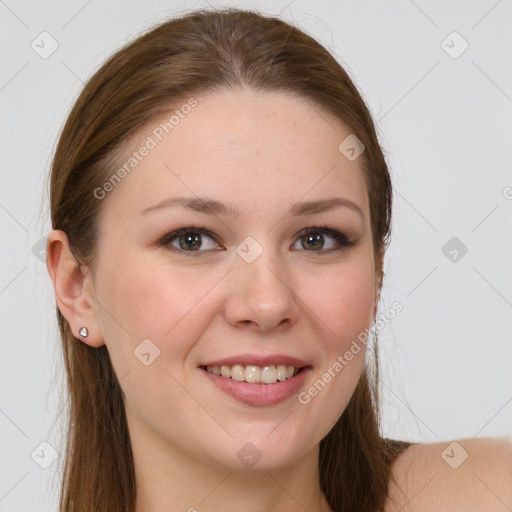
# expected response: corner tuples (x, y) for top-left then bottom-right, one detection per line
(292, 226), (355, 252)
(158, 228), (222, 254)
(157, 225), (355, 255)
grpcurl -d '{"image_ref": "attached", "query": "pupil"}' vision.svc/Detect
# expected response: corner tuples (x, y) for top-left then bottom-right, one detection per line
(305, 233), (323, 250)
(181, 233), (200, 250)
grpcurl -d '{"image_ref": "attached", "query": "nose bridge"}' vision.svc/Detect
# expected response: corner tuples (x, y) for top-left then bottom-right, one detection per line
(236, 238), (291, 301)
(225, 236), (299, 331)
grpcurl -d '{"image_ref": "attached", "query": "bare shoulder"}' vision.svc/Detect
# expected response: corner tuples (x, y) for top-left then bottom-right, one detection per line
(383, 437), (512, 512)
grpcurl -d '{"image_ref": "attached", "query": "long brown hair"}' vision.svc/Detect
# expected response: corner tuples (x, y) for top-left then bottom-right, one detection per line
(48, 7), (412, 511)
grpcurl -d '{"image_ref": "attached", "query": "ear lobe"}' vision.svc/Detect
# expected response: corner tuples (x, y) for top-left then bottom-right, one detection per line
(45, 230), (104, 348)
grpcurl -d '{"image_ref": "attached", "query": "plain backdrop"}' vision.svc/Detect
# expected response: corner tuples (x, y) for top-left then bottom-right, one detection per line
(1, 1), (511, 510)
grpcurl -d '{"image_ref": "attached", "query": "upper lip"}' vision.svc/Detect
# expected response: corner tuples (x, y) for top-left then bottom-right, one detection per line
(200, 354), (310, 368)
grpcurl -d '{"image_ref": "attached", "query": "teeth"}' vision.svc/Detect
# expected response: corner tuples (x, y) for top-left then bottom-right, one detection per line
(205, 364), (300, 384)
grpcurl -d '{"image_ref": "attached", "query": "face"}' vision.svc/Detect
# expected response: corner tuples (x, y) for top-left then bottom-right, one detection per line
(84, 87), (379, 472)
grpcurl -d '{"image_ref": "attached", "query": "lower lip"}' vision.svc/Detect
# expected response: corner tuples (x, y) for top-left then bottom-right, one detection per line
(200, 367), (312, 406)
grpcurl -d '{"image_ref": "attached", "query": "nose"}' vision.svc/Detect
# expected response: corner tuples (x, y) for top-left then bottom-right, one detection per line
(224, 248), (300, 333)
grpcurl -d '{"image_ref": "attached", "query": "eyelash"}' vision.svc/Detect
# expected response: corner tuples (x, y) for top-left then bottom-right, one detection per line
(157, 225), (356, 255)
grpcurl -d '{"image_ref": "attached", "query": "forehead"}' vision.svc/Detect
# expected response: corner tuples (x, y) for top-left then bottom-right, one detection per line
(99, 87), (369, 226)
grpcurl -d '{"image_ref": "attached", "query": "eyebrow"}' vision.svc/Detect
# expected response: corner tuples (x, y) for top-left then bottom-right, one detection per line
(140, 196), (364, 220)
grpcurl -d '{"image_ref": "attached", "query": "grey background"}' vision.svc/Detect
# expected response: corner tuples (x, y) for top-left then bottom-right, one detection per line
(1, 1), (511, 510)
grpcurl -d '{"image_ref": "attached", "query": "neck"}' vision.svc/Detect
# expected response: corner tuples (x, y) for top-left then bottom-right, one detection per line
(130, 421), (332, 512)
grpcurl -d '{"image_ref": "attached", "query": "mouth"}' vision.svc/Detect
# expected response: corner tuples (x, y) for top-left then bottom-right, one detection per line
(199, 360), (312, 406)
(199, 363), (306, 384)
(198, 354), (312, 406)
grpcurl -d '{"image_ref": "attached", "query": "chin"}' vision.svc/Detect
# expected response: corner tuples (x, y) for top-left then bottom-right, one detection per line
(202, 432), (315, 474)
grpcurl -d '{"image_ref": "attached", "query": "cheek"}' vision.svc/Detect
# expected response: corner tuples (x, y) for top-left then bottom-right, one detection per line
(92, 255), (220, 426)
(304, 261), (376, 349)
(96, 246), (376, 382)
(293, 261), (376, 429)
(95, 253), (223, 363)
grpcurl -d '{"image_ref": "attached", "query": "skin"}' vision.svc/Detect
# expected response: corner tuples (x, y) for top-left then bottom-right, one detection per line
(46, 86), (381, 511)
(385, 437), (512, 511)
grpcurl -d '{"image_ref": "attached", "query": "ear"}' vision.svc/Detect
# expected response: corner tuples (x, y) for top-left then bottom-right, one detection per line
(45, 229), (104, 347)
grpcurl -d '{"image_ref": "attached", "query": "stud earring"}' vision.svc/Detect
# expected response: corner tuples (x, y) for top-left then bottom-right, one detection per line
(79, 326), (89, 338)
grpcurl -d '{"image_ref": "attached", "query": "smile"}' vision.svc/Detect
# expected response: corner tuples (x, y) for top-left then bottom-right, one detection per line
(200, 364), (311, 407)
(201, 364), (301, 384)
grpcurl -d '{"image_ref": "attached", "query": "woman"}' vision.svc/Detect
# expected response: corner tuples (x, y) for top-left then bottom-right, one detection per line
(45, 7), (511, 511)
